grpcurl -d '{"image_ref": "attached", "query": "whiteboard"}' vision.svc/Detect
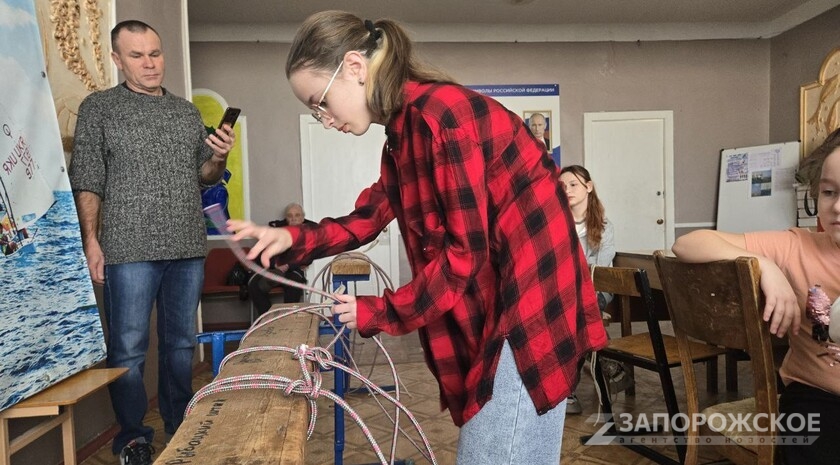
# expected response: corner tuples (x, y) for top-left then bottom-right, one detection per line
(716, 142), (799, 233)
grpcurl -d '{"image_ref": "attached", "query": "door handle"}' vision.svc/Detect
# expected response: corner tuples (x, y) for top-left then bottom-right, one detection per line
(657, 219), (664, 225)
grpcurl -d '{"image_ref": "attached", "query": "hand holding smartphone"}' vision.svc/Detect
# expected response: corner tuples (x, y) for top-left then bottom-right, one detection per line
(206, 107), (240, 138)
(218, 107), (241, 130)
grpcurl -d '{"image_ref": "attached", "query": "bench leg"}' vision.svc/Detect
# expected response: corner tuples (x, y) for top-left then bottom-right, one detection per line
(0, 417), (10, 465)
(62, 406), (76, 465)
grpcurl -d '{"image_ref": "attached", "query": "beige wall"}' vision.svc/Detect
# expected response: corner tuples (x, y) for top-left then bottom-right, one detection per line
(770, 6), (840, 145)
(191, 39), (769, 228)
(189, 6), (840, 230)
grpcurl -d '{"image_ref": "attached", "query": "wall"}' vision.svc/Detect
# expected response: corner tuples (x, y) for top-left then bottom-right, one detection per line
(770, 5), (840, 145)
(191, 39), (769, 229)
(190, 42), (293, 225)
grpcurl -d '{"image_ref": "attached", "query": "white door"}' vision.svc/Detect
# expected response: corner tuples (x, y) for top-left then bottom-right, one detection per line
(299, 116), (399, 296)
(583, 111), (674, 252)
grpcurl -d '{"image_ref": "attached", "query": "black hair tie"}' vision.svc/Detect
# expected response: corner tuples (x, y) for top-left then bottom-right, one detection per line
(364, 19), (382, 41)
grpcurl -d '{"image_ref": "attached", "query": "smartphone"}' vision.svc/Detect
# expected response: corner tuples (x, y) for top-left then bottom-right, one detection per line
(217, 107), (241, 129)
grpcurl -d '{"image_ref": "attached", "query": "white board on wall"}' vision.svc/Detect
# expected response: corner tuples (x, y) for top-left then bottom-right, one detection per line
(716, 141), (800, 233)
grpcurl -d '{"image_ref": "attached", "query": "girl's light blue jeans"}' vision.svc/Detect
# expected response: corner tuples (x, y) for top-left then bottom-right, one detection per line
(456, 341), (567, 464)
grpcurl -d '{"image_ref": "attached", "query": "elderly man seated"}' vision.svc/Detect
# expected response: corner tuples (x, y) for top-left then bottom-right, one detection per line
(248, 202), (316, 314)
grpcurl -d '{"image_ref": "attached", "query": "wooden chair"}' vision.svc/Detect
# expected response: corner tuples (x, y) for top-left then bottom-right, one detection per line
(654, 252), (778, 465)
(198, 247), (259, 362)
(582, 265), (729, 465)
(201, 247), (284, 326)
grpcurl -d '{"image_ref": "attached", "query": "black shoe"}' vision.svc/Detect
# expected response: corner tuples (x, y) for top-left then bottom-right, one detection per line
(602, 359), (633, 394)
(120, 438), (155, 465)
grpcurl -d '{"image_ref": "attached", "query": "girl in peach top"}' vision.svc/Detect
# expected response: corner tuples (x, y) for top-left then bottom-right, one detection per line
(672, 128), (840, 465)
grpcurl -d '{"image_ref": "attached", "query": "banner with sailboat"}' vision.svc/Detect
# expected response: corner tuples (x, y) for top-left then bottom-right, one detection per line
(0, 0), (106, 411)
(0, 101), (55, 256)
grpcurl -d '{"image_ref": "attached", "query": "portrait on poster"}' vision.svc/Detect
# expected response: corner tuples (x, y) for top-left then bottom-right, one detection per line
(524, 110), (552, 152)
(466, 84), (561, 165)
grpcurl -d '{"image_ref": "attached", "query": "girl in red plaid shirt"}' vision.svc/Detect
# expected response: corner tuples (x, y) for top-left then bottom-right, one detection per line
(229, 10), (607, 464)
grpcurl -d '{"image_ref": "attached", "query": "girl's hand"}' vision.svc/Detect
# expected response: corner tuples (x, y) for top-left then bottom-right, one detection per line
(226, 219), (293, 268)
(757, 256), (800, 337)
(332, 293), (358, 329)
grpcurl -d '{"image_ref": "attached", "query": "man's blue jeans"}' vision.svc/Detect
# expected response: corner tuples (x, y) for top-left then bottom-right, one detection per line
(103, 258), (203, 454)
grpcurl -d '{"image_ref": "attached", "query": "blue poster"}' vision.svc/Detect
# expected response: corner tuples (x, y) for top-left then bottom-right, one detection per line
(467, 84), (562, 166)
(0, 0), (106, 410)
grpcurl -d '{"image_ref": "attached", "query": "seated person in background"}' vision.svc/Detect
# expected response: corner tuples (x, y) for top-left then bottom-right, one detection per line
(249, 202), (316, 314)
(671, 128), (840, 465)
(560, 166), (615, 310)
(560, 165), (629, 414)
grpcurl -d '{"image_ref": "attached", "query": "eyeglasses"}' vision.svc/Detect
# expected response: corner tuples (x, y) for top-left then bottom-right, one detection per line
(311, 62), (343, 123)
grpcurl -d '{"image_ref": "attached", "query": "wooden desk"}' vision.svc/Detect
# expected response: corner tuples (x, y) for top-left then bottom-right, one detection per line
(614, 250), (662, 290)
(607, 251), (670, 337)
(0, 367), (127, 465)
(155, 308), (319, 465)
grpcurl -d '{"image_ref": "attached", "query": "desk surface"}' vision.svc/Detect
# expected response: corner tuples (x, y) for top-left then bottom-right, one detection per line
(155, 308), (319, 465)
(614, 250), (664, 290)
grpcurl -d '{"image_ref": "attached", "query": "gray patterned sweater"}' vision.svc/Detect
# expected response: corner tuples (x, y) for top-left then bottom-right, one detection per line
(69, 84), (215, 265)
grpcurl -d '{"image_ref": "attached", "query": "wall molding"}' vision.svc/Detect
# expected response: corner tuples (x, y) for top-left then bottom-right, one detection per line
(675, 222), (716, 229)
(190, 2), (839, 44)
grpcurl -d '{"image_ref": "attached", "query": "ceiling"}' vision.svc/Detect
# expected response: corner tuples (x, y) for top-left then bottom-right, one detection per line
(188, 0), (840, 43)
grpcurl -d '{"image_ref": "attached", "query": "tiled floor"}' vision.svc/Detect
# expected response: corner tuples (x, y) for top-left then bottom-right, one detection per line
(81, 326), (746, 465)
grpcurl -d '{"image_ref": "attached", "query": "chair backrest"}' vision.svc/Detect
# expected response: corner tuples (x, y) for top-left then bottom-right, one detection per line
(592, 265), (657, 332)
(203, 247), (250, 292)
(653, 251), (778, 464)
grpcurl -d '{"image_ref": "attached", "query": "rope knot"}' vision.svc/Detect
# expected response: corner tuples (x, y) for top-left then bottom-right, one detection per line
(309, 346), (334, 368)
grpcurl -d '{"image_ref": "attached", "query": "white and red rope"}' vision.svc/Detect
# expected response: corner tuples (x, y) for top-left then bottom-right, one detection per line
(192, 205), (438, 464)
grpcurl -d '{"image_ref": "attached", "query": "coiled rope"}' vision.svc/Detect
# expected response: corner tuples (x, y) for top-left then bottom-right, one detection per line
(194, 205), (438, 464)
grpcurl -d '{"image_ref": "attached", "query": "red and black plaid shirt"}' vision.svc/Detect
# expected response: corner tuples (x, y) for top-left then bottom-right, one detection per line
(284, 81), (607, 426)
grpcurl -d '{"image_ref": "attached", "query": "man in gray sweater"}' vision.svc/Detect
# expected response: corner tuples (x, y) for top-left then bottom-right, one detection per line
(68, 20), (234, 465)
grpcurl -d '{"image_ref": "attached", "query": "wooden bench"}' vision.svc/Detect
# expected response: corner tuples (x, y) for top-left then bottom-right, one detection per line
(155, 307), (319, 464)
(0, 367), (127, 465)
(329, 257), (371, 278)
